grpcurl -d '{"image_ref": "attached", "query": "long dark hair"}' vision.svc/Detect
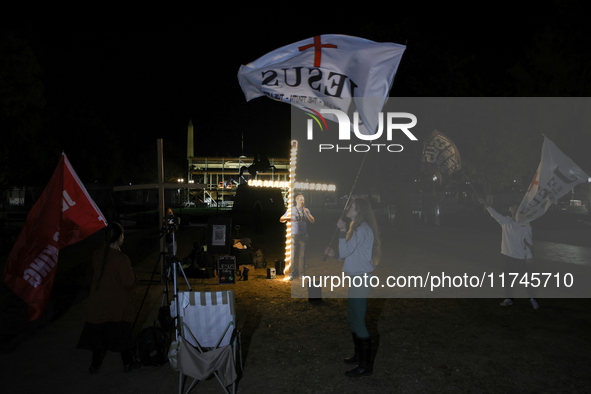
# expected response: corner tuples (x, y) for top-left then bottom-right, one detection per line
(95, 223), (124, 291)
(346, 198), (381, 266)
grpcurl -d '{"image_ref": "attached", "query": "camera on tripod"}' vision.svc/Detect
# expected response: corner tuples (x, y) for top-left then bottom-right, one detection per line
(166, 214), (180, 232)
(164, 214), (180, 246)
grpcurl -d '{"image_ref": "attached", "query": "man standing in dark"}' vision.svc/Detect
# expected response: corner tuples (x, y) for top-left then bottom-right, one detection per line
(478, 198), (539, 309)
(280, 194), (315, 280)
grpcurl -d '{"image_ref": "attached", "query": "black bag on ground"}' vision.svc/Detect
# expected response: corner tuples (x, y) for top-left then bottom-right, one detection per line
(158, 305), (172, 333)
(181, 255), (215, 279)
(135, 326), (168, 366)
(253, 249), (266, 268)
(234, 249), (253, 266)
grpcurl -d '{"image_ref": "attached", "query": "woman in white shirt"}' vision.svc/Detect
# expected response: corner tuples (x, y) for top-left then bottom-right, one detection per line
(478, 198), (538, 309)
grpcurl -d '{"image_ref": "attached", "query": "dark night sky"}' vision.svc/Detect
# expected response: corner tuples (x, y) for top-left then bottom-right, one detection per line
(25, 11), (531, 146)
(4, 5), (590, 186)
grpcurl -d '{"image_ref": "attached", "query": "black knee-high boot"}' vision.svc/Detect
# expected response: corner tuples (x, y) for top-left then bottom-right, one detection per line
(90, 349), (106, 374)
(121, 349), (133, 366)
(344, 332), (359, 365)
(345, 337), (372, 378)
(122, 348), (141, 372)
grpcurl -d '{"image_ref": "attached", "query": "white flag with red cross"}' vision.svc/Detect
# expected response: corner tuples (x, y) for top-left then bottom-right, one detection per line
(516, 136), (589, 225)
(237, 34), (406, 135)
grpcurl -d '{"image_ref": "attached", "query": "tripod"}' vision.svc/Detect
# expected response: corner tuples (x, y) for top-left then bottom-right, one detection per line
(163, 230), (191, 341)
(133, 224), (191, 335)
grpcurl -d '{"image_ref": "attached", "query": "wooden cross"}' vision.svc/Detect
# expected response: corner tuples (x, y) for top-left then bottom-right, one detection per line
(248, 140), (335, 278)
(113, 139), (206, 278)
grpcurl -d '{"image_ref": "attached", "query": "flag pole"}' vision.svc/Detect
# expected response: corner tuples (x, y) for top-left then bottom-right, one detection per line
(323, 152), (368, 261)
(460, 169), (482, 200)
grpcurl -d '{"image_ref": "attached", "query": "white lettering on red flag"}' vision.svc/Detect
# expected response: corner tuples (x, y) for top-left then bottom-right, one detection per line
(237, 34), (406, 135)
(516, 136), (589, 225)
(2, 153), (107, 320)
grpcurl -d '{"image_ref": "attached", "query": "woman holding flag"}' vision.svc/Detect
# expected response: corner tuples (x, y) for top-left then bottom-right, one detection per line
(325, 197), (381, 378)
(76, 223), (139, 373)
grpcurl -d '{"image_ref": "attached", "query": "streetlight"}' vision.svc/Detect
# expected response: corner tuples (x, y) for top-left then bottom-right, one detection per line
(177, 179), (185, 204)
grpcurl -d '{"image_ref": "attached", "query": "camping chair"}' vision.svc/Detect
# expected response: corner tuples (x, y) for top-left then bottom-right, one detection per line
(173, 290), (243, 394)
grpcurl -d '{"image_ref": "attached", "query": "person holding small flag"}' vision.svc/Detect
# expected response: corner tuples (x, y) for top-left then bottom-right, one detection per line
(478, 199), (539, 309)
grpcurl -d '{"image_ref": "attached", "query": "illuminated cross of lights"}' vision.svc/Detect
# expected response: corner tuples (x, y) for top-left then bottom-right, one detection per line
(247, 140), (336, 278)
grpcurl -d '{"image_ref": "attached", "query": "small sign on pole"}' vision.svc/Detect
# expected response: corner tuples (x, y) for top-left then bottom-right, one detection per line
(208, 218), (232, 255)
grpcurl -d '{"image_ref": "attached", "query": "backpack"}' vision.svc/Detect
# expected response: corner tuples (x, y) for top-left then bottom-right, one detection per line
(135, 326), (168, 366)
(253, 249), (266, 268)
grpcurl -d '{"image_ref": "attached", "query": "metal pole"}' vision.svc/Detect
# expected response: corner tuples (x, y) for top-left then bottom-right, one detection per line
(323, 152), (368, 261)
(172, 232), (179, 341)
(157, 139), (165, 281)
(157, 139), (165, 217)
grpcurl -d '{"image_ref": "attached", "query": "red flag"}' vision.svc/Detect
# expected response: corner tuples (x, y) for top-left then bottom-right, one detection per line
(2, 153), (107, 320)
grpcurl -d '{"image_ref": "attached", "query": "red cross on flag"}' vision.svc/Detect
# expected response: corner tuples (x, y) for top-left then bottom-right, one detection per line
(2, 153), (107, 320)
(237, 34), (406, 135)
(516, 136), (589, 225)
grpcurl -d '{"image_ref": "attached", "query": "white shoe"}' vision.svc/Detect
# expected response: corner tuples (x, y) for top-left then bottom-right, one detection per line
(500, 299), (513, 306)
(530, 298), (539, 310)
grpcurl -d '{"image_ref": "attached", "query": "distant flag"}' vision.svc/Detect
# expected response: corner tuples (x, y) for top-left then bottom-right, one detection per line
(2, 153), (107, 320)
(421, 130), (461, 183)
(516, 136), (589, 225)
(237, 34), (406, 135)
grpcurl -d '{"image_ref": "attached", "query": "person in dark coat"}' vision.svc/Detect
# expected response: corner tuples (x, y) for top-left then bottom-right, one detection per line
(76, 223), (139, 373)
